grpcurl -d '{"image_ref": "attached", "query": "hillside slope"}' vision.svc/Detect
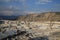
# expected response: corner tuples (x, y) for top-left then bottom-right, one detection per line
(18, 12), (60, 21)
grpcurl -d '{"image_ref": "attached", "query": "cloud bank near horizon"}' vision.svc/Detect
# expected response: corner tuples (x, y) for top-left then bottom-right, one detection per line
(0, 0), (60, 16)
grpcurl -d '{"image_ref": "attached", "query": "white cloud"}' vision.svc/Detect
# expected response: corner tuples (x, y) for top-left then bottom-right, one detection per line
(0, 11), (14, 16)
(0, 0), (11, 2)
(0, 0), (26, 2)
(8, 5), (20, 10)
(36, 0), (52, 4)
(19, 0), (26, 2)
(0, 0), (52, 4)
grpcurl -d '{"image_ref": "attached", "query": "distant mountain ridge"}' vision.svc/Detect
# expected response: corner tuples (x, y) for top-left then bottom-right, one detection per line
(17, 12), (60, 21)
(0, 16), (18, 20)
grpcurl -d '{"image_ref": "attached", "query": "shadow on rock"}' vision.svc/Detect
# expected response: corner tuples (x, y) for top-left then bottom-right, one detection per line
(29, 36), (49, 40)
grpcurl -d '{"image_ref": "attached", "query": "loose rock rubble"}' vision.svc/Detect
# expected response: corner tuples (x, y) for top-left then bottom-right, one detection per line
(0, 21), (60, 40)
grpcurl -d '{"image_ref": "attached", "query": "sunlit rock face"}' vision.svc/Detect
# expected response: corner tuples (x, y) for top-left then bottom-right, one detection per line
(18, 12), (60, 21)
(0, 20), (60, 40)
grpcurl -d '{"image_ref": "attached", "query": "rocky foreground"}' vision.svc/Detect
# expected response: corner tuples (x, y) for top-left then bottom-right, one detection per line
(0, 20), (60, 40)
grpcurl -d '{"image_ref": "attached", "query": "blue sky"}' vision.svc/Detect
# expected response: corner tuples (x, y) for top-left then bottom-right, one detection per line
(0, 0), (60, 16)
